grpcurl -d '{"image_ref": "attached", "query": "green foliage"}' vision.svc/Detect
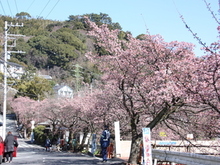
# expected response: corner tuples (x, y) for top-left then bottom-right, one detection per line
(46, 22), (63, 32)
(16, 12), (31, 19)
(94, 45), (111, 56)
(25, 30), (85, 69)
(12, 38), (31, 64)
(68, 15), (83, 22)
(47, 43), (78, 69)
(118, 31), (129, 40)
(9, 58), (27, 68)
(19, 19), (51, 36)
(33, 125), (46, 145)
(73, 22), (86, 30)
(52, 29), (86, 50)
(136, 34), (148, 40)
(85, 13), (112, 26)
(14, 75), (54, 100)
(0, 13), (122, 86)
(68, 13), (122, 30)
(0, 72), (3, 83)
(109, 22), (122, 30)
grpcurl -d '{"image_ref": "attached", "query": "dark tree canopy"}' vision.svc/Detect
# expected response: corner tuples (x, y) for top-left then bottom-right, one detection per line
(16, 12), (31, 19)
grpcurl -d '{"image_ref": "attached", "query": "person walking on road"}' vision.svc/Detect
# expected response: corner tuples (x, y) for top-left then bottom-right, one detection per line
(45, 137), (51, 152)
(4, 131), (18, 163)
(100, 125), (110, 162)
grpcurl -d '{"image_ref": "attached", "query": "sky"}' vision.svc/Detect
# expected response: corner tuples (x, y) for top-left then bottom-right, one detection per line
(0, 0), (219, 56)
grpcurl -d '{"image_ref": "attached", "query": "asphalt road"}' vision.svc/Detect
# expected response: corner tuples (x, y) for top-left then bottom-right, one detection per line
(12, 150), (125, 165)
(2, 114), (126, 165)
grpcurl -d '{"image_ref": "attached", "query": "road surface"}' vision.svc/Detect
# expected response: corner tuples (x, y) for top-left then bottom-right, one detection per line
(1, 114), (125, 165)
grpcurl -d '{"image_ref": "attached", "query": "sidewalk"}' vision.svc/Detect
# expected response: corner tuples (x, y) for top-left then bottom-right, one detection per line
(93, 154), (128, 165)
(94, 156), (127, 165)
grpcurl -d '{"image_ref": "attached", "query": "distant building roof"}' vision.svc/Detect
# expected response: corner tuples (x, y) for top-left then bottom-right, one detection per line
(39, 75), (52, 80)
(53, 84), (73, 98)
(0, 60), (23, 68)
(53, 84), (73, 91)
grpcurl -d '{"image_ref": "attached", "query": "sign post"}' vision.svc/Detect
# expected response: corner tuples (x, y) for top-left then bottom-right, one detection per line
(30, 120), (35, 143)
(114, 121), (121, 157)
(142, 128), (152, 165)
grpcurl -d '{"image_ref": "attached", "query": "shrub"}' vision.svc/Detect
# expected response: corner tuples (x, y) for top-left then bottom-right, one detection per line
(33, 125), (46, 145)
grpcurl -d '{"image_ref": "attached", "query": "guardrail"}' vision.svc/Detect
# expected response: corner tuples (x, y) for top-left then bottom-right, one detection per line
(152, 149), (220, 165)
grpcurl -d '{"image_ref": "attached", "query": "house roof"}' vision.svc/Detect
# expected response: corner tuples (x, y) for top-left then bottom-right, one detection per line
(53, 84), (73, 92)
(39, 75), (52, 80)
(0, 60), (23, 68)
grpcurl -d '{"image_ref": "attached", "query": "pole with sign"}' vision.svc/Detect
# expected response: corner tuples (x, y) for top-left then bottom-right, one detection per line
(30, 120), (35, 143)
(142, 128), (152, 165)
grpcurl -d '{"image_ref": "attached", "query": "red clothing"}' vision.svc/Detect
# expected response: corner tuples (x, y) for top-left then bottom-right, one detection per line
(0, 142), (4, 156)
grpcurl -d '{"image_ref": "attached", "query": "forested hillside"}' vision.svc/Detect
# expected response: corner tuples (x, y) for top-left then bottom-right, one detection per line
(0, 12), (123, 87)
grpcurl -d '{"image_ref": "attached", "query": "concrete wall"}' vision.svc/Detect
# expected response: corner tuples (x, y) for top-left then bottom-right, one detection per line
(120, 141), (131, 158)
(153, 140), (220, 154)
(118, 140), (220, 159)
(153, 149), (220, 165)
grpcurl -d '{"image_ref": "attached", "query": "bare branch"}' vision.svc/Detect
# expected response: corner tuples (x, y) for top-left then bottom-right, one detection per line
(203, 0), (220, 24)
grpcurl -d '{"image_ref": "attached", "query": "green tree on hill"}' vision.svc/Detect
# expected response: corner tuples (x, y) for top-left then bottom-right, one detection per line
(14, 75), (54, 101)
(16, 12), (31, 19)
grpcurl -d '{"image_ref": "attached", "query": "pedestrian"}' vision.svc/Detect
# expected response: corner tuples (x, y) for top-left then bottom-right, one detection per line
(56, 138), (61, 151)
(45, 137), (51, 152)
(100, 125), (110, 162)
(0, 136), (4, 158)
(4, 131), (18, 163)
(72, 138), (77, 152)
(107, 142), (114, 159)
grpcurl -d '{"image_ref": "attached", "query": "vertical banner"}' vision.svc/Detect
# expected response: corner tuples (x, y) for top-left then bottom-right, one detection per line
(142, 128), (152, 165)
(114, 121), (121, 157)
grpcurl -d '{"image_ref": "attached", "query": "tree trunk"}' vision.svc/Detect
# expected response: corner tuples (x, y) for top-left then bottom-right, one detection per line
(68, 130), (73, 143)
(127, 105), (171, 164)
(78, 128), (89, 151)
(128, 117), (142, 164)
(52, 123), (56, 136)
(128, 135), (142, 164)
(23, 127), (27, 139)
(68, 130), (73, 149)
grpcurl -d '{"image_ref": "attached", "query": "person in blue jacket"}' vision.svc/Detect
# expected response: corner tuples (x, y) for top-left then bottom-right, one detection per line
(45, 137), (51, 152)
(100, 125), (110, 162)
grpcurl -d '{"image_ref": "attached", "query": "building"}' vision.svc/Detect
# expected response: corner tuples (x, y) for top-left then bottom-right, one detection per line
(53, 84), (74, 99)
(38, 75), (52, 80)
(0, 60), (24, 79)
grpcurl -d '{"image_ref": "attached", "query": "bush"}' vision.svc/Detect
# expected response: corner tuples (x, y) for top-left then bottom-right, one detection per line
(33, 125), (46, 145)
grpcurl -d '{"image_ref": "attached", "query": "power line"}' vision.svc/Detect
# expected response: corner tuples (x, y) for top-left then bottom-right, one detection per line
(0, 1), (6, 15)
(45, 0), (60, 19)
(14, 0), (18, 14)
(26, 0), (35, 12)
(7, 0), (13, 17)
(140, 13), (150, 35)
(38, 0), (51, 18)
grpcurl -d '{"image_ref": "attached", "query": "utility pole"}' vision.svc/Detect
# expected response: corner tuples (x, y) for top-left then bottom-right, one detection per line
(73, 64), (83, 92)
(3, 21), (24, 139)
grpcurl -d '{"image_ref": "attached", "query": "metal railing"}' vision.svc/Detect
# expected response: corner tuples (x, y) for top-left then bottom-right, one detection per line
(152, 149), (220, 165)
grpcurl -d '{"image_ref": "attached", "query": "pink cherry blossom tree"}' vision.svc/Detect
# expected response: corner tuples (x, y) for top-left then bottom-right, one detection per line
(174, 1), (220, 139)
(10, 96), (40, 138)
(85, 18), (200, 163)
(37, 98), (68, 136)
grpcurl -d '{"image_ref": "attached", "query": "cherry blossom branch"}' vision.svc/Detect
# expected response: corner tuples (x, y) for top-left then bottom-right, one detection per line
(203, 0), (220, 24)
